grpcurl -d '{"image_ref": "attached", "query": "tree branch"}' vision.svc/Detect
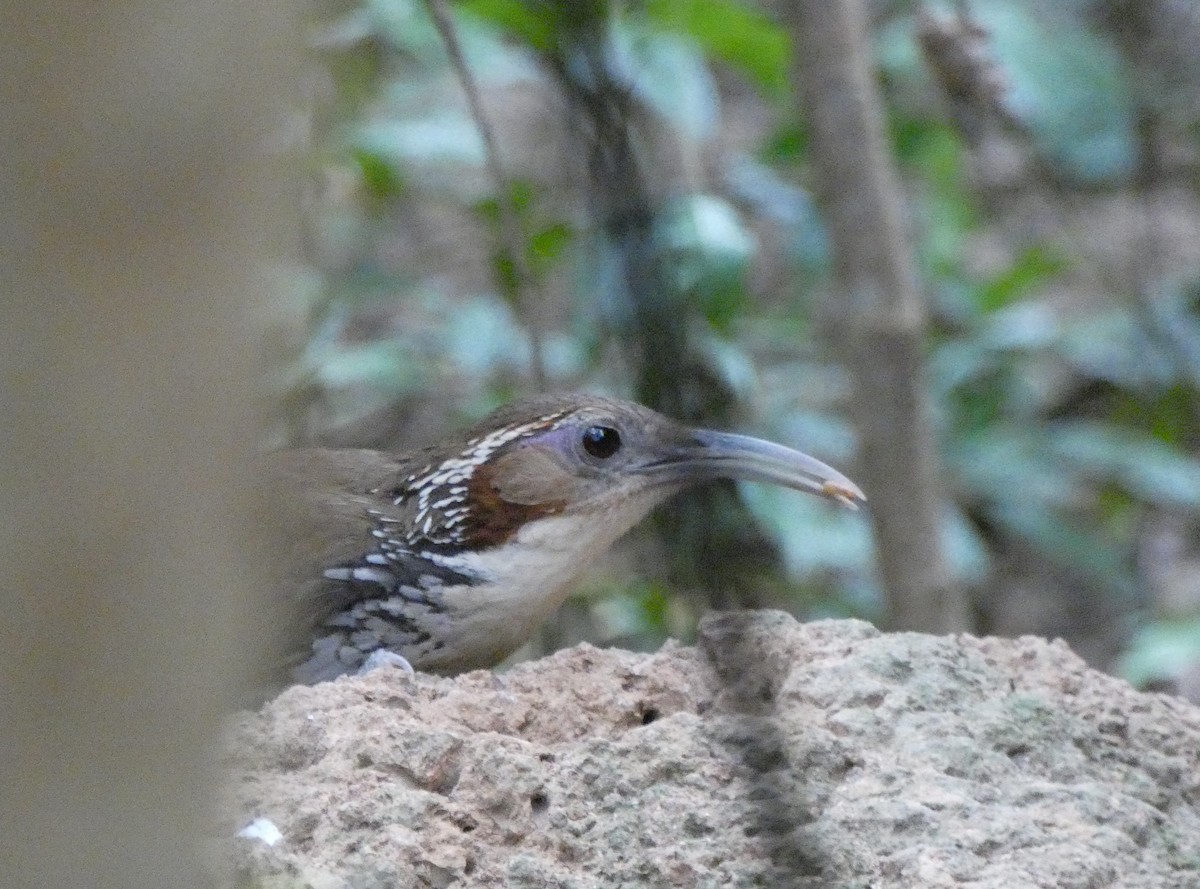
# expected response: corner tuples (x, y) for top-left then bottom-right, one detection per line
(425, 0), (548, 391)
(790, 0), (969, 632)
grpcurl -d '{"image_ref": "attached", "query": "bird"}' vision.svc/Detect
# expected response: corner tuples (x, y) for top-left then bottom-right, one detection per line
(267, 392), (864, 685)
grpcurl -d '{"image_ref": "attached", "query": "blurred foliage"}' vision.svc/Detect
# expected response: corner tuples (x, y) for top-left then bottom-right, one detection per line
(293, 0), (1200, 688)
(1120, 618), (1200, 689)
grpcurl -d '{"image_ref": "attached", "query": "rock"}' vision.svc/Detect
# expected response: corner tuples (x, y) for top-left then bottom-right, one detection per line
(224, 612), (1200, 888)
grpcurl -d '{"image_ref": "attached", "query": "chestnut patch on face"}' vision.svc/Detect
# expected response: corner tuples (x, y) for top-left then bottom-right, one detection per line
(463, 452), (569, 549)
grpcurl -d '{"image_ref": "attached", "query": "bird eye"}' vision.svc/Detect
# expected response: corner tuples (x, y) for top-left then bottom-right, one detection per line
(582, 425), (622, 459)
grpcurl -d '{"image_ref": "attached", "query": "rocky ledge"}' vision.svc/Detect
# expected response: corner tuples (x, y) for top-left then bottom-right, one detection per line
(226, 612), (1200, 888)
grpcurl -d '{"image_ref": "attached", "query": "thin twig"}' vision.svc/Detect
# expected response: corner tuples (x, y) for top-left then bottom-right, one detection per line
(425, 0), (549, 391)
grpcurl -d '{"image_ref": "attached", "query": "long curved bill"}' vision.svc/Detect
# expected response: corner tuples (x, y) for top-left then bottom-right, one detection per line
(637, 429), (866, 510)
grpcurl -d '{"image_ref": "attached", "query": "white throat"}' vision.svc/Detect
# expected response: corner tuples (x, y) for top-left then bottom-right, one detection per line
(430, 498), (660, 667)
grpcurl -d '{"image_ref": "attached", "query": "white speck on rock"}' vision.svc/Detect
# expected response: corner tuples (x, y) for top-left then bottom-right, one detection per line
(237, 817), (283, 847)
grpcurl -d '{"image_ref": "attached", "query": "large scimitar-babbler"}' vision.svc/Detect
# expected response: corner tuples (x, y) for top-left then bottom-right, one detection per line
(268, 393), (864, 684)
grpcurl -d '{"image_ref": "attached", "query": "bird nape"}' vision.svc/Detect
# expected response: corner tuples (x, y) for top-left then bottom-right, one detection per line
(266, 393), (864, 687)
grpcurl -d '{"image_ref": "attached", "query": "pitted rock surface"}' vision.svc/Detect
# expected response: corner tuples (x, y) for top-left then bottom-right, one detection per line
(225, 613), (1200, 888)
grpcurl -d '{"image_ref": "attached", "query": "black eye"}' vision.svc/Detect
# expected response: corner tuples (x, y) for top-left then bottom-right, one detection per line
(582, 425), (622, 459)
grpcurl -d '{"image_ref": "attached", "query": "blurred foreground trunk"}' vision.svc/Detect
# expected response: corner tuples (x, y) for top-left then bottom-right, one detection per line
(0, 5), (295, 888)
(790, 0), (969, 632)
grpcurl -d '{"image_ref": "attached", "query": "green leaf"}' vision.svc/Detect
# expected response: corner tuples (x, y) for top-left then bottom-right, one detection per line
(610, 24), (718, 139)
(894, 120), (977, 272)
(1119, 619), (1200, 687)
(977, 245), (1068, 313)
(950, 427), (1082, 509)
(529, 222), (574, 276)
(767, 405), (856, 466)
(1055, 308), (1175, 389)
(726, 156), (827, 269)
(761, 122), (809, 164)
(586, 580), (677, 644)
(930, 339), (995, 399)
(656, 194), (755, 305)
(458, 0), (557, 50)
(740, 483), (873, 580)
(316, 341), (419, 393)
(1046, 421), (1200, 509)
(976, 3), (1135, 183)
(1138, 385), (1198, 448)
(350, 148), (406, 200)
(944, 505), (991, 585)
(980, 301), (1058, 351)
(353, 115), (485, 167)
(698, 334), (757, 396)
(365, 0), (442, 57)
(490, 248), (518, 305)
(645, 0), (790, 94)
(474, 179), (537, 225)
(444, 295), (529, 376)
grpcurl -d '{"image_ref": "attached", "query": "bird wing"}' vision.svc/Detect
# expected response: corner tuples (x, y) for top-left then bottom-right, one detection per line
(263, 447), (470, 685)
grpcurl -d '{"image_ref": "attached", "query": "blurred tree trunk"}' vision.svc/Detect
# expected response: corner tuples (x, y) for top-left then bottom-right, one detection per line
(544, 6), (783, 609)
(0, 4), (295, 889)
(789, 0), (969, 632)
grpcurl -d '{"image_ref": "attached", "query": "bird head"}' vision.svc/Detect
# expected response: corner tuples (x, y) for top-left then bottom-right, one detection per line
(401, 394), (864, 554)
